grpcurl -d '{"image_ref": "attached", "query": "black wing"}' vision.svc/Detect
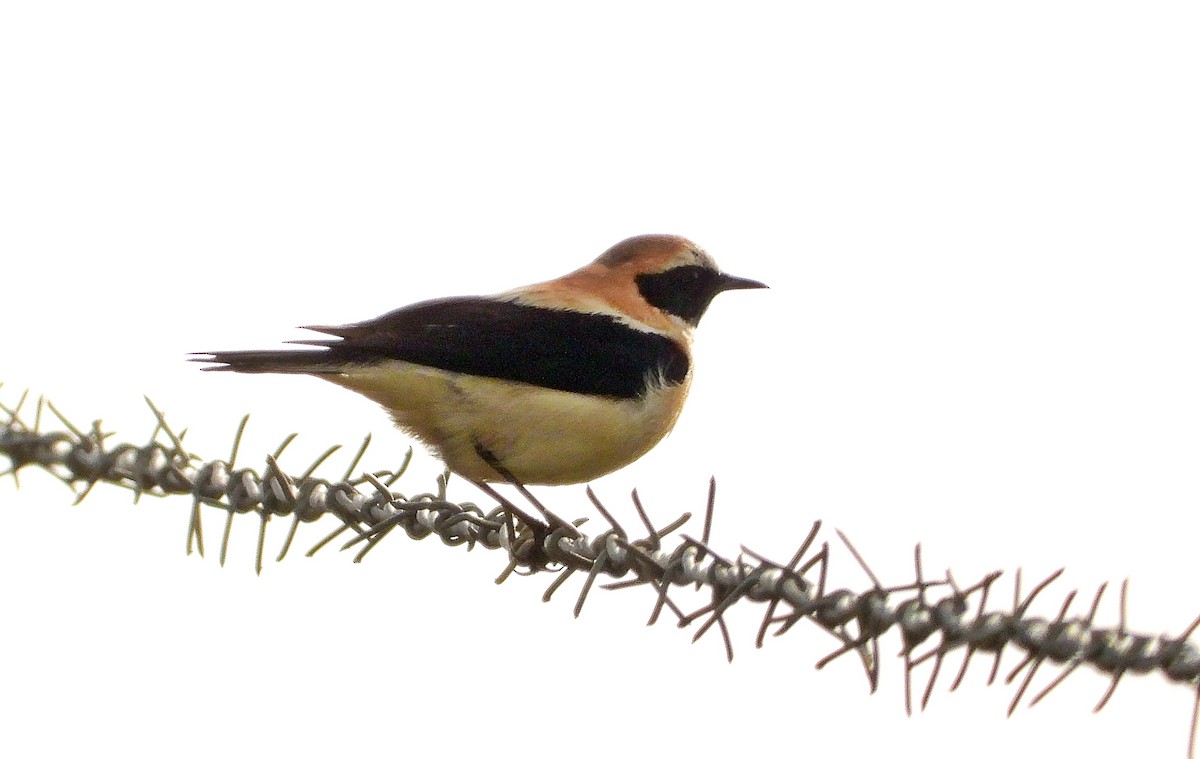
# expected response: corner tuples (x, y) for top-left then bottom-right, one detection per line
(198, 296), (689, 400)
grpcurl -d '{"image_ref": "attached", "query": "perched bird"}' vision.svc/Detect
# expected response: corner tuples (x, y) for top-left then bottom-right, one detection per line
(195, 234), (765, 486)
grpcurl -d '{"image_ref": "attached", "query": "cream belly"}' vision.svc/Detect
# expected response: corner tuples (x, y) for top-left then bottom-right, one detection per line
(326, 360), (690, 485)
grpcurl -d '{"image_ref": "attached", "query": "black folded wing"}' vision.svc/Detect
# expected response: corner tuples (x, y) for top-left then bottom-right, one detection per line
(201, 297), (689, 400)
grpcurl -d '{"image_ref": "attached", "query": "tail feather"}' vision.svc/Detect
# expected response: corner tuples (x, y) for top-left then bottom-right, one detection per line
(191, 347), (344, 375)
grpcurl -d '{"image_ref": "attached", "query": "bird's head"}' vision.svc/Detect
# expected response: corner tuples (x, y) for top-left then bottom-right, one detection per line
(592, 234), (767, 327)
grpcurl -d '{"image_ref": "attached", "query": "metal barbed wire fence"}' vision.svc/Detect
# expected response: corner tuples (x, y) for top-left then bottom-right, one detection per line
(2, 385), (1199, 755)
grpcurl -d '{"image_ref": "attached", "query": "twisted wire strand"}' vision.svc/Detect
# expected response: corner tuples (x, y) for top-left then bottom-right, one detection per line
(2, 388), (1199, 756)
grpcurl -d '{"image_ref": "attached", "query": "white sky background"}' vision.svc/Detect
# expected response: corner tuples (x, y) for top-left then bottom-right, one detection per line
(2, 2), (1199, 757)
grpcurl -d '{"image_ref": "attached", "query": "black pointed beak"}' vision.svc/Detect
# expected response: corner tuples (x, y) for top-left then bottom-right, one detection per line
(716, 272), (768, 292)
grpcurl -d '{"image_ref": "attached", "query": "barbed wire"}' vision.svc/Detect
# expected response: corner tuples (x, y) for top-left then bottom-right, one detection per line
(2, 386), (1199, 755)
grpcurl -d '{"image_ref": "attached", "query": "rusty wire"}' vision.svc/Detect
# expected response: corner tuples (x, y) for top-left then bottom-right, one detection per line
(2, 387), (1199, 756)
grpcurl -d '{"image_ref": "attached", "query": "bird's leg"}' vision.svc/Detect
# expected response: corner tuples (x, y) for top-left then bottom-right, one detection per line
(469, 477), (544, 533)
(472, 442), (581, 538)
